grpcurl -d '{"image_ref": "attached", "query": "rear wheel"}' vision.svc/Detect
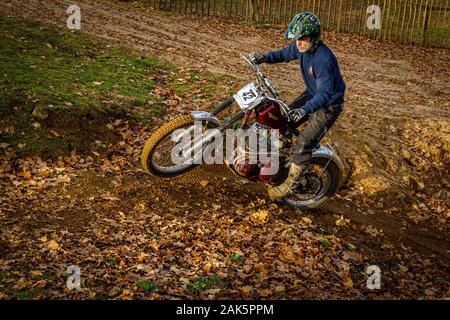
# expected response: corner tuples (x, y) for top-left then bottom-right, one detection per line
(282, 157), (340, 210)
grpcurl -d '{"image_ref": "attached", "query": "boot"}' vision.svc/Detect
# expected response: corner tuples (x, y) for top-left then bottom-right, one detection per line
(267, 163), (305, 201)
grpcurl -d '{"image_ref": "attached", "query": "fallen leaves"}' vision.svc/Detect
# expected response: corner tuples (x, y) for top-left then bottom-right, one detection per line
(56, 174), (71, 184)
(335, 215), (350, 228)
(250, 209), (269, 225)
(199, 180), (208, 187)
(238, 286), (251, 299)
(364, 225), (383, 237)
(343, 277), (354, 289)
(148, 239), (160, 252)
(136, 264), (154, 275)
(0, 3), (448, 301)
(258, 288), (272, 298)
(47, 240), (60, 251)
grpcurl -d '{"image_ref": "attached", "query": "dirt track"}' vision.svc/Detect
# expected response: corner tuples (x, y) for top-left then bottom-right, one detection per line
(1, 0), (449, 299)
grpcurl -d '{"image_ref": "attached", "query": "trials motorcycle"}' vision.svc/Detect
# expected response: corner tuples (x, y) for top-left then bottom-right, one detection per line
(141, 55), (349, 210)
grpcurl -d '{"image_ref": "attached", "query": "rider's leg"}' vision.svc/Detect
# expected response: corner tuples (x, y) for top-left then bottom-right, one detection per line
(267, 93), (309, 200)
(268, 103), (343, 201)
(291, 103), (343, 164)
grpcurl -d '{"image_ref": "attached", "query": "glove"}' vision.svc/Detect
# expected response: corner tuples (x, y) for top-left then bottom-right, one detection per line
(288, 107), (307, 122)
(249, 52), (267, 64)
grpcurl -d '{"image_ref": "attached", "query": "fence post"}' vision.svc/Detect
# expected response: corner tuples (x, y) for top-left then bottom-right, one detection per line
(404, 0), (413, 44)
(378, 0), (384, 39)
(349, 0), (355, 33)
(269, 0), (273, 24)
(326, 0), (331, 30)
(384, 0), (391, 40)
(289, 0), (295, 22)
(409, 0), (417, 43)
(439, 0), (449, 47)
(421, 0), (429, 45)
(345, 0), (350, 33)
(424, 0), (434, 46)
(337, 0), (343, 32)
(399, 0), (407, 40)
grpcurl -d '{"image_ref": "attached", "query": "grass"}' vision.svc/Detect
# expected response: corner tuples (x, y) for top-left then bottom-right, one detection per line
(187, 275), (221, 293)
(105, 256), (119, 265)
(227, 253), (244, 268)
(0, 17), (166, 117)
(318, 237), (331, 249)
(0, 16), (164, 157)
(0, 270), (54, 299)
(135, 279), (157, 293)
(0, 16), (236, 158)
(2, 287), (51, 299)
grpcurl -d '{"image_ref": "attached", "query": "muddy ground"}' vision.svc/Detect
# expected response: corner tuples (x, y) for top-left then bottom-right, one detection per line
(0, 0), (449, 299)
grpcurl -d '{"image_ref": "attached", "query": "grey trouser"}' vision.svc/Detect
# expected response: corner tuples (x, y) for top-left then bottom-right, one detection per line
(288, 92), (343, 164)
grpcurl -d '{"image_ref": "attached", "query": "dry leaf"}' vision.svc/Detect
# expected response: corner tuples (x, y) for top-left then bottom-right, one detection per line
(239, 286), (251, 299)
(335, 215), (350, 227)
(343, 277), (353, 288)
(251, 209), (269, 225)
(47, 240), (60, 251)
(258, 289), (272, 297)
(148, 239), (159, 251)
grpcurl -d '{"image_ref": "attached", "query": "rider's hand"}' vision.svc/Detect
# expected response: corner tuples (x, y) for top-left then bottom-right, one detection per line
(249, 52), (267, 65)
(288, 107), (307, 122)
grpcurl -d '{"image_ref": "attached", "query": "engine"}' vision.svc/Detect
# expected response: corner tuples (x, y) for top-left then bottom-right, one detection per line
(232, 122), (286, 183)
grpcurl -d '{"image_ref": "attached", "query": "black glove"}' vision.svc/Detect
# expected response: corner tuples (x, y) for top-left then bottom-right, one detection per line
(288, 107), (307, 122)
(249, 52), (267, 64)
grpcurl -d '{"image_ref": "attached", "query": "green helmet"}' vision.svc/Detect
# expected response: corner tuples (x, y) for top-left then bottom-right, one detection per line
(284, 12), (321, 41)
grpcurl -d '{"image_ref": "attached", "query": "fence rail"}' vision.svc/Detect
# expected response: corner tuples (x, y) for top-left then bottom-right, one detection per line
(143, 0), (449, 47)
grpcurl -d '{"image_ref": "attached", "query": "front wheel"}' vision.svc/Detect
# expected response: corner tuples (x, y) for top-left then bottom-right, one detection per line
(141, 115), (204, 177)
(282, 157), (340, 210)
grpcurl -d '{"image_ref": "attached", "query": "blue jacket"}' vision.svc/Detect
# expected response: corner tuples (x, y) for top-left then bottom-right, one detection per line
(264, 41), (346, 114)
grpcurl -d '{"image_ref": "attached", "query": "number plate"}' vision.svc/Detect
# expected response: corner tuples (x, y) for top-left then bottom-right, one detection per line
(233, 83), (265, 111)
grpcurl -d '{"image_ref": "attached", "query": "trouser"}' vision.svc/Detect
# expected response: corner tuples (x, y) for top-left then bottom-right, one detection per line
(288, 91), (343, 165)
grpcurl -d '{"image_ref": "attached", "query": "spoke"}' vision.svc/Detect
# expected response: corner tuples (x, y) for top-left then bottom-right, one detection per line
(285, 163), (330, 203)
(150, 121), (212, 173)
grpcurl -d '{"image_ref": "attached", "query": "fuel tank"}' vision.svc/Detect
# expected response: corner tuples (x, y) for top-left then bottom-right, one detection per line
(256, 102), (287, 135)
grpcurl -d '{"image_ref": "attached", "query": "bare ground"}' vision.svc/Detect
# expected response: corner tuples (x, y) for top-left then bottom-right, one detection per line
(0, 0), (449, 299)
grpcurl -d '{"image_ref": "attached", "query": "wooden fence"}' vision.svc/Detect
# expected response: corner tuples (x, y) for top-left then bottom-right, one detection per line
(143, 0), (449, 47)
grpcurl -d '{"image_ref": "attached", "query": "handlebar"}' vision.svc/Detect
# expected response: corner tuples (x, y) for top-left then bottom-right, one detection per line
(241, 54), (291, 116)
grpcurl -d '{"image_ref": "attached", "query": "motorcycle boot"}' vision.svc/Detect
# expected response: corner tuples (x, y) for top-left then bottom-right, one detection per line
(267, 162), (305, 200)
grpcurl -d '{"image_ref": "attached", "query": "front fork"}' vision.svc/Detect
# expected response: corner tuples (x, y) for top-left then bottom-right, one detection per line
(175, 108), (245, 159)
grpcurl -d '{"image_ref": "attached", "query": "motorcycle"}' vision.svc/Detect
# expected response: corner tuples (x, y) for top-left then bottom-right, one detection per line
(141, 55), (350, 210)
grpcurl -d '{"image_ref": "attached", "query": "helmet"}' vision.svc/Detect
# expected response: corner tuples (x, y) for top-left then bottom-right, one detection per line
(284, 12), (320, 41)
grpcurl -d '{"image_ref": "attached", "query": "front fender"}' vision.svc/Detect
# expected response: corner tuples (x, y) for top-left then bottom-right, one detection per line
(191, 111), (221, 127)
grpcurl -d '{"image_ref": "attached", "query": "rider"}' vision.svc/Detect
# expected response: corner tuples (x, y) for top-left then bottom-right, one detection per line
(251, 12), (346, 201)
